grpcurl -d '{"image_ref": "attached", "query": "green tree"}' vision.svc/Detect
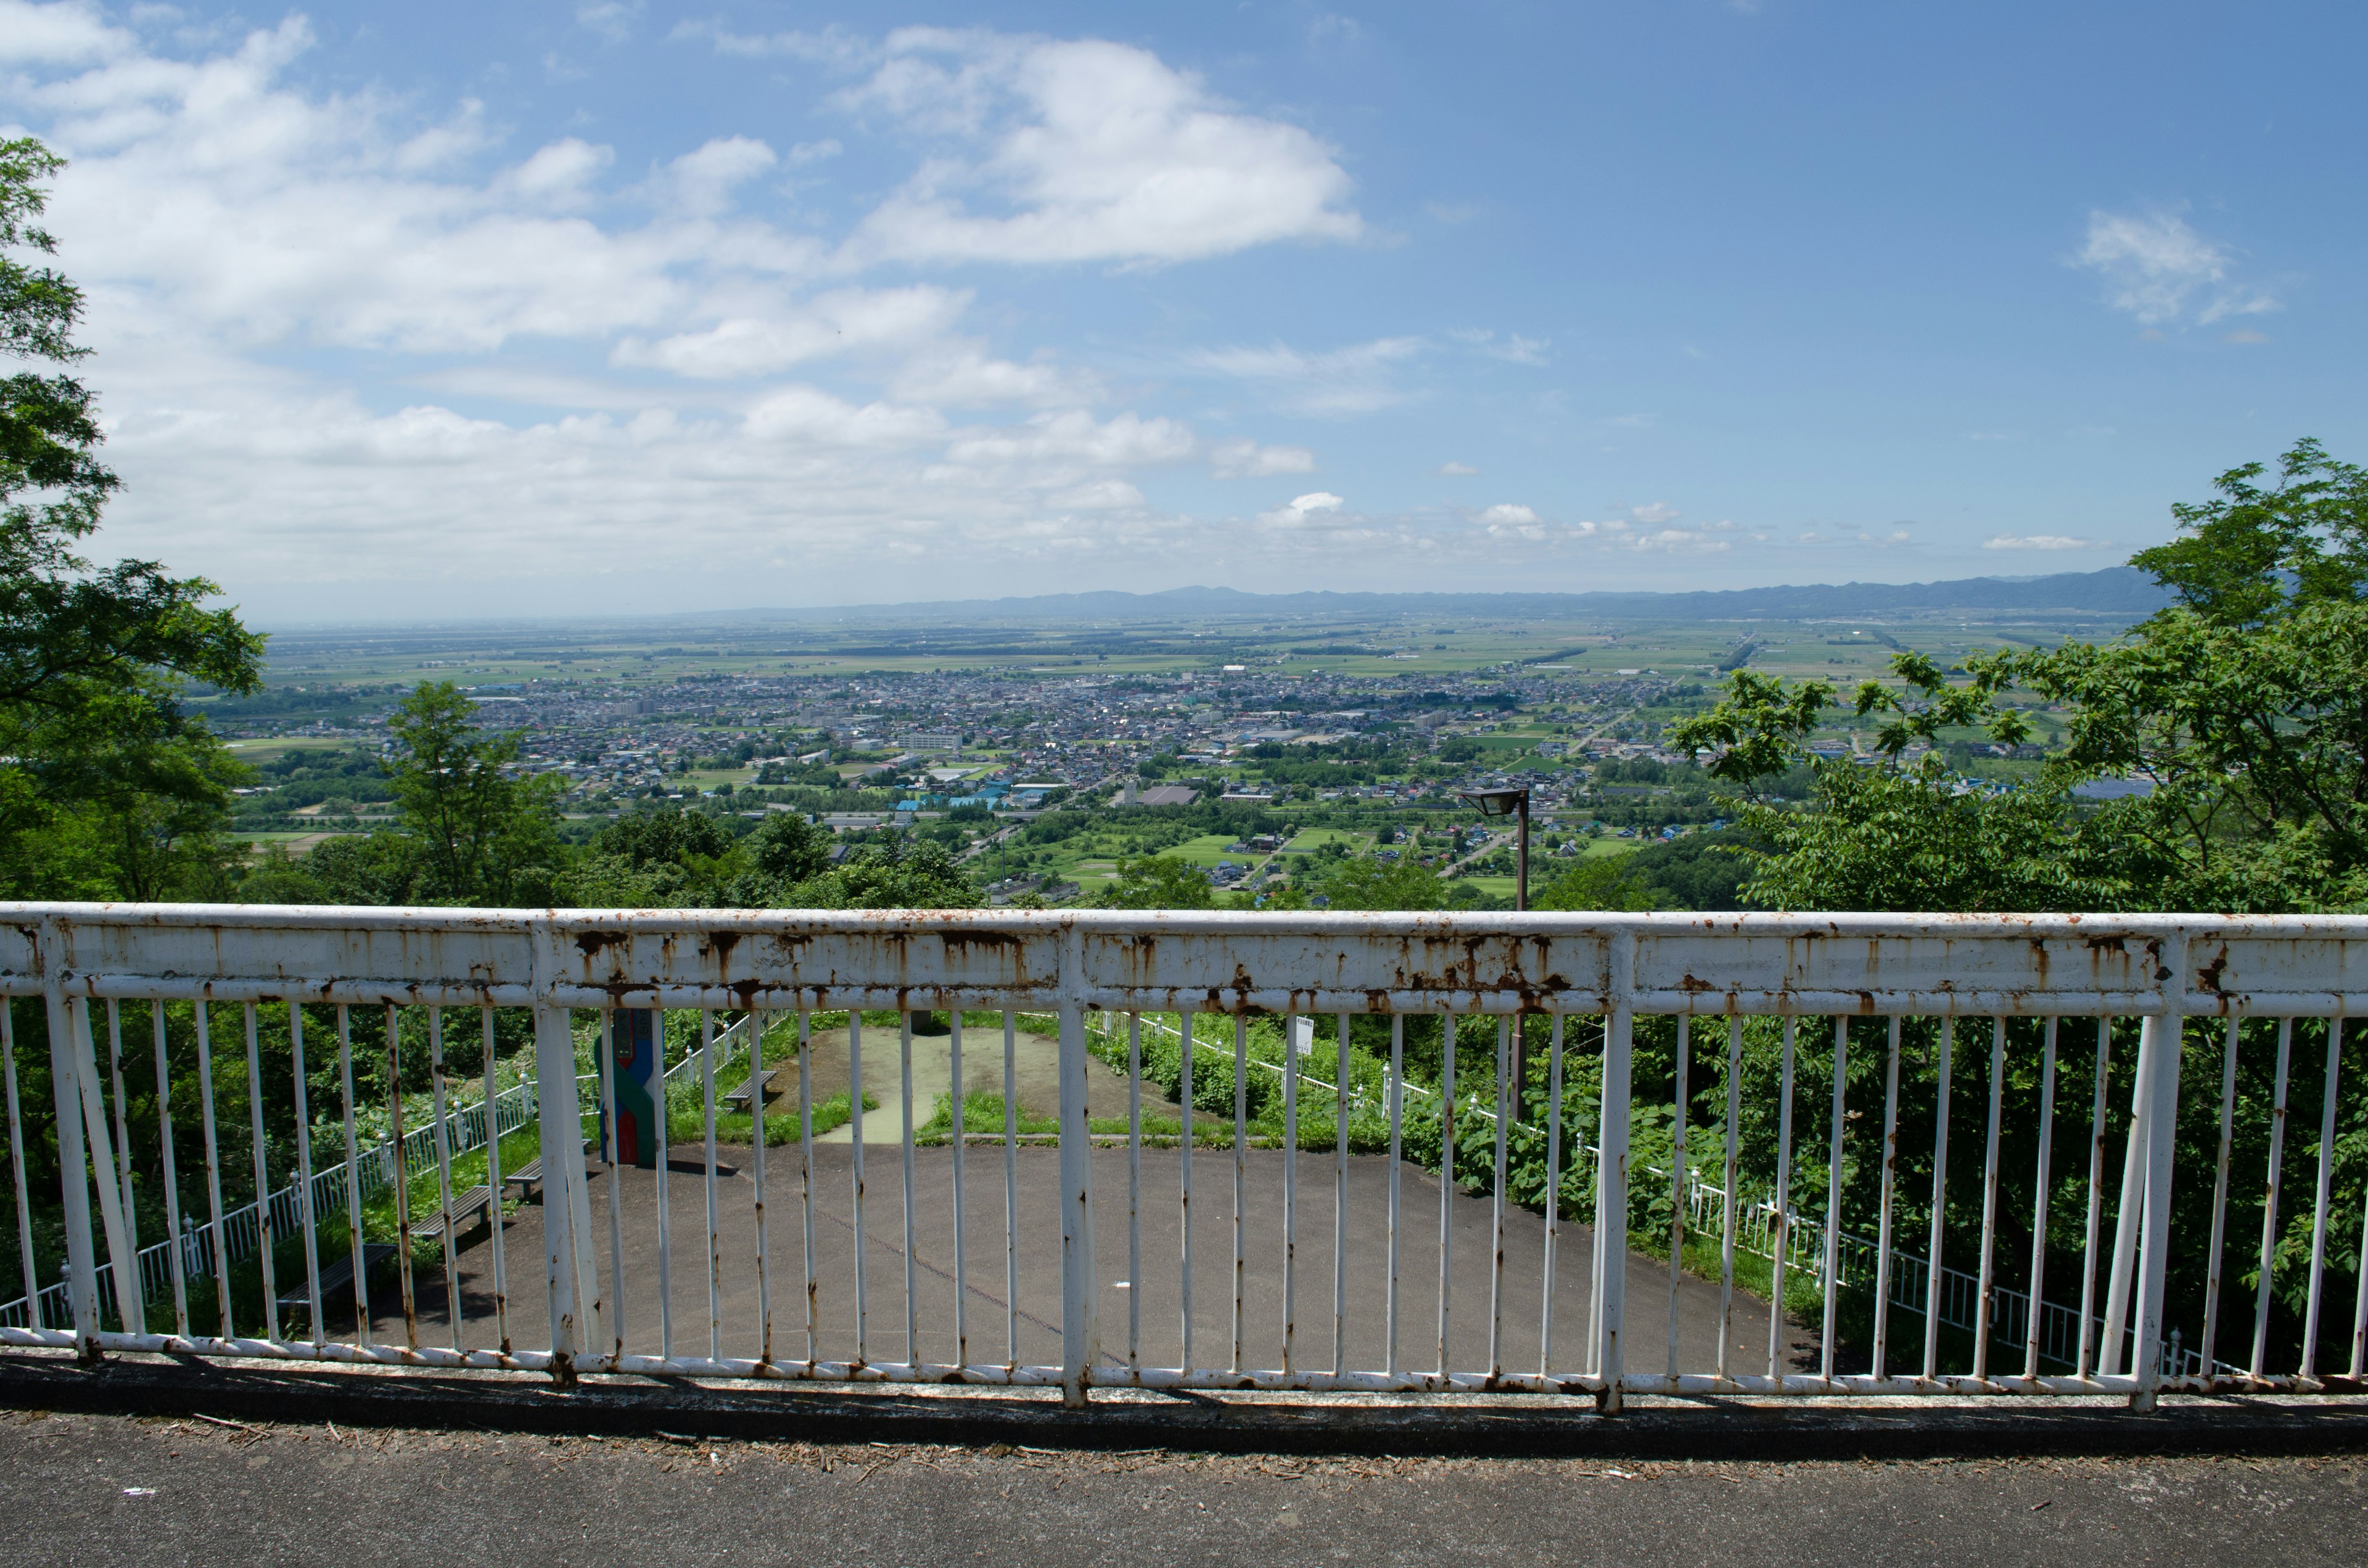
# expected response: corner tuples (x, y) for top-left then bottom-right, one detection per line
(1532, 851), (1663, 912)
(1093, 854), (1213, 909)
(1669, 438), (2368, 915)
(0, 138), (263, 897)
(1322, 852), (1445, 911)
(784, 834), (978, 910)
(384, 681), (559, 903)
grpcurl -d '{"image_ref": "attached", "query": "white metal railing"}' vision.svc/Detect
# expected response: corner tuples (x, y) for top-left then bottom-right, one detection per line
(1093, 1011), (2222, 1380)
(0, 904), (2358, 1413)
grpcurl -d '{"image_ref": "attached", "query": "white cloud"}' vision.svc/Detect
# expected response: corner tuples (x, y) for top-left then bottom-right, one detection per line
(2074, 208), (2277, 327)
(667, 20), (876, 68)
(615, 285), (973, 379)
(836, 31), (1363, 268)
(0, 9), (1415, 612)
(0, 0), (130, 64)
(940, 409), (1195, 469)
(1478, 503), (1539, 526)
(742, 385), (945, 447)
(1210, 438), (1315, 478)
(575, 1), (639, 45)
(886, 343), (1101, 408)
(1191, 335), (1424, 415)
(1437, 461), (1478, 476)
(1983, 534), (2100, 551)
(1451, 327), (1550, 366)
(1257, 490), (1346, 527)
(1630, 501), (1680, 525)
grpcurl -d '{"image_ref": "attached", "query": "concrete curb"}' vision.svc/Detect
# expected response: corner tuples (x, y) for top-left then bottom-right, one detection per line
(4, 1352), (2367, 1458)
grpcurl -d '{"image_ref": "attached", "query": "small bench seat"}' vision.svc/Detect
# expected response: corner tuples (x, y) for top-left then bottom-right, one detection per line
(407, 1184), (492, 1244)
(278, 1242), (397, 1324)
(723, 1069), (779, 1111)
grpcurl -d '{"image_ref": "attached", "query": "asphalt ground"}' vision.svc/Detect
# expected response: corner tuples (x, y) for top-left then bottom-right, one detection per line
(2, 1402), (2362, 1568)
(358, 1145), (1809, 1377)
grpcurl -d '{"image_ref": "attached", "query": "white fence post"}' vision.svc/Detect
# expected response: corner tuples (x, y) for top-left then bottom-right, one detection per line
(530, 918), (598, 1377)
(1058, 921), (1098, 1408)
(38, 918), (101, 1356)
(1593, 931), (1635, 1411)
(2131, 937), (2187, 1411)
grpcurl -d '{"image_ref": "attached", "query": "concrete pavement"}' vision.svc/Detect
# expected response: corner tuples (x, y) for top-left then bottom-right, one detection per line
(0, 1401), (2359, 1568)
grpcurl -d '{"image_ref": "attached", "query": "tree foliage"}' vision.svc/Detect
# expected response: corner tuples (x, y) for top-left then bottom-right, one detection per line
(1671, 439), (2368, 914)
(0, 138), (261, 898)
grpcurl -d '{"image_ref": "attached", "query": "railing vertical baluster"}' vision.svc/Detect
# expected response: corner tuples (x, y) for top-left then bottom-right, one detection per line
(149, 1002), (189, 1340)
(1333, 1011), (1349, 1379)
(1127, 1013), (1142, 1382)
(424, 1009), (460, 1356)
(898, 1011), (916, 1371)
(1233, 1013), (1248, 1377)
(334, 1007), (366, 1350)
(289, 1004), (322, 1353)
(704, 1011), (723, 1366)
(1820, 1017), (1848, 1384)
(1595, 946), (1635, 1408)
(1666, 1015), (1688, 1382)
(798, 1011), (816, 1372)
(2076, 1019), (2112, 1381)
(1716, 1016), (1741, 1383)
(1541, 1012), (1565, 1378)
(1922, 1018), (1954, 1382)
(1386, 1014), (1403, 1381)
(749, 1011), (770, 1369)
(2250, 1019), (2293, 1381)
(1178, 1008), (1195, 1375)
(2, 1005), (38, 1334)
(949, 1011), (965, 1373)
(1973, 1019), (2006, 1383)
(2023, 1019), (2058, 1382)
(104, 1003), (142, 1336)
(656, 1005), (675, 1360)
(596, 1006), (623, 1364)
(1283, 1011), (1299, 1376)
(481, 1007), (509, 1359)
(2351, 1080), (2368, 1380)
(2302, 1016), (2342, 1381)
(2201, 1016), (2241, 1381)
(242, 1003), (278, 1344)
(1871, 1018), (1901, 1381)
(1487, 1016), (1510, 1383)
(41, 957), (107, 1349)
(1054, 929), (1098, 1408)
(2130, 940), (2189, 1407)
(847, 1009), (863, 1369)
(383, 1006), (416, 1353)
(1437, 1012), (1457, 1382)
(1001, 1011), (1017, 1371)
(1430, 1014), (1449, 1383)
(1766, 1017), (1796, 1382)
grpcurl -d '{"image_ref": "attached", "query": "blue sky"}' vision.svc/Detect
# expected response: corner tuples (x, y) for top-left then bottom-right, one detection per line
(2, 1), (2359, 621)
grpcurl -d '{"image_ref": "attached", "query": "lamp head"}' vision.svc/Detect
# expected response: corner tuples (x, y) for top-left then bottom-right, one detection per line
(1459, 786), (1529, 818)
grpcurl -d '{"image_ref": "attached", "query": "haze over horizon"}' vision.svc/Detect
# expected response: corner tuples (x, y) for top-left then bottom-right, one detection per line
(2, 0), (2359, 623)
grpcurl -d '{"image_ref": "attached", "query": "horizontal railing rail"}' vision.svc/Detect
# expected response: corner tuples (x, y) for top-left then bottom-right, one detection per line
(0, 903), (2356, 1412)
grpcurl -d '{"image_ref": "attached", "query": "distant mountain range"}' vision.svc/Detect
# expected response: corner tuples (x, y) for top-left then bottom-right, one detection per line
(676, 567), (2170, 626)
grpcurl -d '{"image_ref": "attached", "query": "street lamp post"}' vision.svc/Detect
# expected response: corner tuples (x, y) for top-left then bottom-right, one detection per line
(1460, 785), (1533, 1109)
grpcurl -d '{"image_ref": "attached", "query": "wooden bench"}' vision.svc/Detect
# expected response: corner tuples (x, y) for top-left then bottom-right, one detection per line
(722, 1069), (779, 1111)
(407, 1184), (492, 1245)
(278, 1242), (396, 1326)
(503, 1140), (599, 1202)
